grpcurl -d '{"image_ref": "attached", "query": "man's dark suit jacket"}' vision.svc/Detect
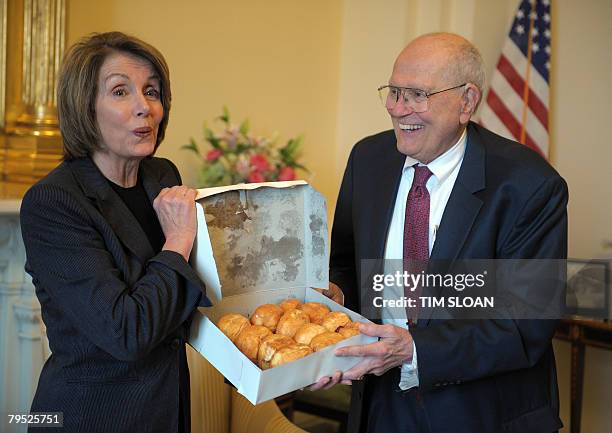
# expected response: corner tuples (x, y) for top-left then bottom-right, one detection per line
(330, 122), (568, 433)
(20, 156), (210, 433)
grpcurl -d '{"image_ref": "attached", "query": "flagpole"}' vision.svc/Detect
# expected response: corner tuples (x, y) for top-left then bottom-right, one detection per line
(520, 0), (537, 144)
(548, 0), (554, 162)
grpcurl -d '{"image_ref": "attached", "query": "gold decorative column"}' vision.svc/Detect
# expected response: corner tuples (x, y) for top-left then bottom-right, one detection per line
(1, 0), (66, 198)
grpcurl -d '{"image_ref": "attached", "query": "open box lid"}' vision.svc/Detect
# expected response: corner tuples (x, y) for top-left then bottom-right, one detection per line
(191, 181), (328, 304)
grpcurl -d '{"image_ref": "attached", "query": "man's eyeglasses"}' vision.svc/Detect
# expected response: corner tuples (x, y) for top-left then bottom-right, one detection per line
(378, 83), (467, 113)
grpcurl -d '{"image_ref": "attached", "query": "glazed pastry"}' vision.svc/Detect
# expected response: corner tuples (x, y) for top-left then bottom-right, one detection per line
(299, 302), (330, 325)
(321, 311), (351, 332)
(250, 303), (284, 332)
(270, 343), (313, 368)
(257, 334), (295, 369)
(235, 325), (272, 362)
(276, 309), (310, 338)
(279, 298), (302, 312)
(310, 331), (344, 352)
(217, 313), (250, 343)
(294, 323), (327, 345)
(338, 321), (361, 338)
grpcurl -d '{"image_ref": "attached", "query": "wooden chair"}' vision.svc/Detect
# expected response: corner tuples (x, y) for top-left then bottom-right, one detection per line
(187, 346), (307, 433)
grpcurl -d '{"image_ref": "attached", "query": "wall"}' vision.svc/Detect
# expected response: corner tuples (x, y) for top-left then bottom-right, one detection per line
(551, 1), (612, 431)
(68, 0), (343, 214)
(553, 0), (612, 259)
(0, 204), (46, 433)
(66, 0), (612, 431)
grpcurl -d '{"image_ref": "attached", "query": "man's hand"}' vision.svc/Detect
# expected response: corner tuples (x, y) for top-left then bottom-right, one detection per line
(308, 370), (347, 391)
(314, 282), (344, 305)
(308, 323), (414, 390)
(337, 323), (413, 380)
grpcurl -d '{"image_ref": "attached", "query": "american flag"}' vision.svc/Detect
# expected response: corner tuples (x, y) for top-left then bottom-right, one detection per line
(479, 0), (551, 158)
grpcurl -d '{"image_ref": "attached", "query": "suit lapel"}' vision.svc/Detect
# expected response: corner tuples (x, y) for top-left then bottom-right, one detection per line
(421, 123), (486, 325)
(360, 136), (406, 321)
(140, 158), (177, 203)
(368, 148), (407, 259)
(69, 157), (157, 264)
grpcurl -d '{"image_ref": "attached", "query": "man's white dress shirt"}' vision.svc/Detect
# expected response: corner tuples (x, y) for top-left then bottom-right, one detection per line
(382, 129), (467, 390)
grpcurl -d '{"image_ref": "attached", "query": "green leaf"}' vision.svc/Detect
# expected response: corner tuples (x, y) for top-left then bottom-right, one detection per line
(204, 128), (215, 140)
(235, 143), (252, 153)
(219, 106), (231, 124)
(181, 138), (201, 155)
(239, 118), (250, 136)
(200, 161), (228, 187)
(287, 135), (303, 154)
(204, 129), (223, 149)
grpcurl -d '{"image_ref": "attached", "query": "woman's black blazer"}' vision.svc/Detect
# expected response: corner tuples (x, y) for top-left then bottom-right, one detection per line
(20, 156), (209, 433)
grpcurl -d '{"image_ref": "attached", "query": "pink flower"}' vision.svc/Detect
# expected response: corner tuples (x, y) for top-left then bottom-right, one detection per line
(250, 154), (270, 173)
(222, 128), (238, 149)
(235, 156), (251, 178)
(248, 171), (265, 183)
(206, 149), (222, 161)
(251, 136), (269, 147)
(277, 166), (296, 181)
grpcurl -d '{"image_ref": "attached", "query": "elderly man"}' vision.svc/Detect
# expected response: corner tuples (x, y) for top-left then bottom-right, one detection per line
(316, 33), (567, 433)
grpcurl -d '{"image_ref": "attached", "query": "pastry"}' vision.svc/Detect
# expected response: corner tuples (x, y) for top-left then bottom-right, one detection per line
(257, 334), (295, 369)
(217, 313), (250, 343)
(279, 298), (301, 312)
(299, 302), (330, 325)
(310, 331), (344, 352)
(294, 323), (327, 345)
(321, 311), (351, 332)
(276, 309), (310, 338)
(338, 321), (361, 338)
(270, 343), (313, 368)
(235, 325), (272, 362)
(250, 303), (284, 332)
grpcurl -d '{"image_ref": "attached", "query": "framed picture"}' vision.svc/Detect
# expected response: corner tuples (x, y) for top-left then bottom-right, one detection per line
(565, 259), (609, 319)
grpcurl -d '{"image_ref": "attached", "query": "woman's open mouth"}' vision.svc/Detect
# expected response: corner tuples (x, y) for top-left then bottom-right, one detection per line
(133, 127), (153, 138)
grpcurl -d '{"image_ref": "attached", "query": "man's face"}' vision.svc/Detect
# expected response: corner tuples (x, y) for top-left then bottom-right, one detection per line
(387, 43), (469, 163)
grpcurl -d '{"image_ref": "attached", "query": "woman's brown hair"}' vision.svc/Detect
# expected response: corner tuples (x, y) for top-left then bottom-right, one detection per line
(57, 32), (171, 159)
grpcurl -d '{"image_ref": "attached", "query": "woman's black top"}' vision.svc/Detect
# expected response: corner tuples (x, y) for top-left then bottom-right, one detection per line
(108, 177), (165, 252)
(109, 177), (189, 433)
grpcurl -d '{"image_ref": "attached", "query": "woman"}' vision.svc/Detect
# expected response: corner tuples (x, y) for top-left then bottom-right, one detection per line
(20, 32), (209, 433)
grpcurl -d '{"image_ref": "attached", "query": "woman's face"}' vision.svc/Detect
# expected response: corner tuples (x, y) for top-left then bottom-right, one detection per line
(95, 51), (163, 162)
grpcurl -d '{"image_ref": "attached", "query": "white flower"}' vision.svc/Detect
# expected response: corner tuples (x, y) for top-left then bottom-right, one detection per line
(235, 155), (251, 178)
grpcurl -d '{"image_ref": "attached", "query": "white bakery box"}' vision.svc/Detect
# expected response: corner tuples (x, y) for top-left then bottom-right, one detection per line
(188, 181), (375, 405)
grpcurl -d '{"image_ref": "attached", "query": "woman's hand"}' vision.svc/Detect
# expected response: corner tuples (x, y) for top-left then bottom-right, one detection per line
(153, 186), (198, 261)
(314, 282), (345, 305)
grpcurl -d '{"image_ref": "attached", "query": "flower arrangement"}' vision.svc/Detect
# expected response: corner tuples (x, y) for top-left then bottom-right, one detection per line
(183, 107), (307, 187)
